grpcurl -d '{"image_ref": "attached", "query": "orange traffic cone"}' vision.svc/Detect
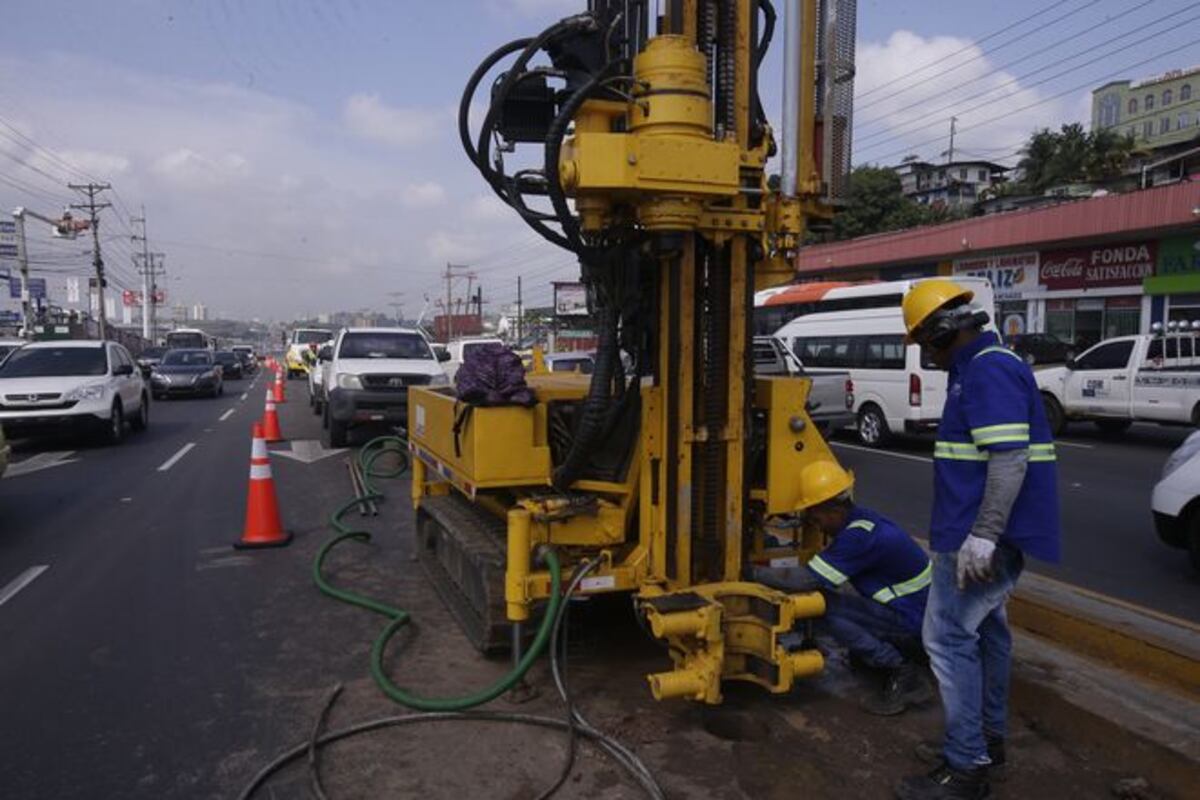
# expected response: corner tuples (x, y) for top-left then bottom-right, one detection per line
(273, 374), (286, 404)
(262, 388), (285, 442)
(234, 422), (292, 549)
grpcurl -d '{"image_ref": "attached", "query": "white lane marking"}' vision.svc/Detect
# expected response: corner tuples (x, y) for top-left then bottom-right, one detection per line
(830, 441), (933, 463)
(157, 442), (196, 472)
(0, 565), (49, 608)
(1053, 440), (1094, 450)
(4, 451), (79, 479)
(196, 556), (255, 571)
(219, 408), (236, 422)
(239, 392), (248, 402)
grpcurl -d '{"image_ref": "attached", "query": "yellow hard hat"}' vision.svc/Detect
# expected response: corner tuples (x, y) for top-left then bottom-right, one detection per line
(797, 460), (854, 511)
(902, 279), (975, 343)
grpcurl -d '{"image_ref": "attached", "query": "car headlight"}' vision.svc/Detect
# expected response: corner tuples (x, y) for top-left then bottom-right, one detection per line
(152, 373), (169, 383)
(337, 373), (363, 390)
(428, 372), (450, 387)
(65, 384), (106, 401)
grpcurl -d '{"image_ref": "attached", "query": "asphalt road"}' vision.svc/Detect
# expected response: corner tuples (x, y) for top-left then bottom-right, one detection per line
(829, 422), (1200, 623)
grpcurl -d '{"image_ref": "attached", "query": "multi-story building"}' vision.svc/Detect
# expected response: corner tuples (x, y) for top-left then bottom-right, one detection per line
(892, 159), (1009, 208)
(1092, 66), (1200, 150)
(190, 303), (208, 322)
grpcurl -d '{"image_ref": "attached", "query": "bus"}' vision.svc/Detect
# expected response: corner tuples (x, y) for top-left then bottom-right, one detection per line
(164, 328), (214, 351)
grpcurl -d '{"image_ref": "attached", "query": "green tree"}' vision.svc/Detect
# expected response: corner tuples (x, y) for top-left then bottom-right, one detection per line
(1014, 123), (1136, 194)
(830, 166), (936, 240)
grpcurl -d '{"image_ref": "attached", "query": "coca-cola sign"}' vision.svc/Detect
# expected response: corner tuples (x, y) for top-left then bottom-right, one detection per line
(1039, 243), (1156, 290)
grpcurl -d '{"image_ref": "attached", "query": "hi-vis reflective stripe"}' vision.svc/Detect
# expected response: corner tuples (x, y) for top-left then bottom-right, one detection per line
(971, 422), (1030, 446)
(808, 555), (849, 586)
(934, 441), (989, 461)
(974, 345), (1024, 362)
(250, 436), (268, 460)
(935, 441), (1058, 462)
(1029, 443), (1057, 462)
(845, 519), (876, 533)
(249, 462), (273, 480)
(872, 563), (933, 604)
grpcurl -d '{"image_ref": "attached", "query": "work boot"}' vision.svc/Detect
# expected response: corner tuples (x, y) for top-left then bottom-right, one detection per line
(915, 736), (1007, 782)
(894, 762), (990, 800)
(864, 662), (933, 716)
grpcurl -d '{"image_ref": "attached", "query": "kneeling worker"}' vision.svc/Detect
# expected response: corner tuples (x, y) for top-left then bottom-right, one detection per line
(751, 460), (933, 715)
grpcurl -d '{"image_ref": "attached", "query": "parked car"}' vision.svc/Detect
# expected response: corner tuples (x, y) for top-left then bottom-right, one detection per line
(150, 349), (224, 399)
(444, 337), (504, 382)
(136, 346), (167, 378)
(0, 340), (149, 444)
(1036, 332), (1200, 436)
(321, 327), (449, 447)
(0, 338), (25, 363)
(285, 327), (332, 378)
(213, 350), (244, 380)
(0, 424), (8, 477)
(1008, 333), (1075, 366)
(543, 351), (595, 374)
(309, 341), (334, 415)
(752, 336), (855, 436)
(1151, 430), (1200, 573)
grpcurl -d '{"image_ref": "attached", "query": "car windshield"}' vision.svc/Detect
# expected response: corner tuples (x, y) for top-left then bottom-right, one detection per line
(0, 346), (107, 377)
(294, 330), (330, 345)
(163, 350), (213, 366)
(461, 341), (498, 359)
(165, 332), (206, 349)
(214, 352), (238, 364)
(339, 333), (432, 360)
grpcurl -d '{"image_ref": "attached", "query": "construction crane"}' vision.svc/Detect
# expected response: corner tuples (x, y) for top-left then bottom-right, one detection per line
(407, 0), (857, 704)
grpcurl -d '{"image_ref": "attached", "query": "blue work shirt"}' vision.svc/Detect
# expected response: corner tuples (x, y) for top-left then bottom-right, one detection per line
(931, 331), (1061, 562)
(808, 506), (931, 633)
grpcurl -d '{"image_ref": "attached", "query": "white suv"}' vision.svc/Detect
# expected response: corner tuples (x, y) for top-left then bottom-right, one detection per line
(0, 340), (149, 444)
(1151, 431), (1200, 573)
(321, 327), (448, 447)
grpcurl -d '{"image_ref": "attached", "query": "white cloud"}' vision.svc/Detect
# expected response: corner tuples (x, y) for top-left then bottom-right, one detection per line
(465, 193), (510, 222)
(152, 148), (249, 187)
(343, 93), (441, 148)
(401, 181), (448, 209)
(425, 230), (483, 263)
(851, 31), (1081, 165)
(56, 149), (131, 177)
(489, 0), (579, 18)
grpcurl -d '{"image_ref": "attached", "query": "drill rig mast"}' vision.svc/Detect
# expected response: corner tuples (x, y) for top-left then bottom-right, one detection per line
(409, 0), (857, 703)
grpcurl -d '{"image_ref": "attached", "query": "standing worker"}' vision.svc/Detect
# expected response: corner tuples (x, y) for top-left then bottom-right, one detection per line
(751, 460), (933, 716)
(894, 280), (1060, 800)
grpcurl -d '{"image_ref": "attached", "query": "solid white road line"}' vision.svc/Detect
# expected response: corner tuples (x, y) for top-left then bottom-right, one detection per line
(157, 442), (196, 472)
(0, 565), (49, 608)
(219, 408), (236, 422)
(239, 392), (248, 402)
(830, 441), (933, 463)
(1053, 440), (1094, 449)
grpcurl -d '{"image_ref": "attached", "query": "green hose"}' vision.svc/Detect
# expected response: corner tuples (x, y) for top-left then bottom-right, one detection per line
(313, 434), (563, 711)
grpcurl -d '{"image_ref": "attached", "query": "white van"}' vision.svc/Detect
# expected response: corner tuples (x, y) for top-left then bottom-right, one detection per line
(773, 277), (995, 446)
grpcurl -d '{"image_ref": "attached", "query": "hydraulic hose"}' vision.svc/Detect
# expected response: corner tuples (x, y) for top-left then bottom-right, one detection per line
(312, 434), (564, 712)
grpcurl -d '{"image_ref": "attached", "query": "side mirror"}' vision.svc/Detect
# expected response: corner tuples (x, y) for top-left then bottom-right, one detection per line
(1064, 358), (1076, 370)
(113, 363), (134, 376)
(318, 345), (332, 361)
(437, 350), (451, 362)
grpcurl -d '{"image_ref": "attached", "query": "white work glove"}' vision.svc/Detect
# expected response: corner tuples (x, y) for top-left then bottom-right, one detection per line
(956, 535), (997, 589)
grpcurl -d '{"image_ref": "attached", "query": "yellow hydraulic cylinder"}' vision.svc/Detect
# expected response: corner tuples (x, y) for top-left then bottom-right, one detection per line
(505, 508), (532, 621)
(647, 668), (709, 701)
(789, 649), (824, 679)
(790, 591), (826, 620)
(648, 608), (711, 639)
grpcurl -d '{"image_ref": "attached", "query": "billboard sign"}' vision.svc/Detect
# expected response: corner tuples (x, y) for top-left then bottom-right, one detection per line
(553, 282), (588, 317)
(0, 220), (17, 260)
(1040, 242), (1156, 291)
(953, 251), (1038, 300)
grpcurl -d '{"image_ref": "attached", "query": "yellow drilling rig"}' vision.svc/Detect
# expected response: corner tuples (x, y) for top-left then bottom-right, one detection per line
(408, 0), (857, 704)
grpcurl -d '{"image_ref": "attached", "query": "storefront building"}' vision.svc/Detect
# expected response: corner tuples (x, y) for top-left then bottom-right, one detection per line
(795, 182), (1200, 351)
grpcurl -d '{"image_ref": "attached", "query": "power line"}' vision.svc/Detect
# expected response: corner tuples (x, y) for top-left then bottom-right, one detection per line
(857, 34), (1199, 163)
(853, 0), (1165, 136)
(856, 0), (1087, 101)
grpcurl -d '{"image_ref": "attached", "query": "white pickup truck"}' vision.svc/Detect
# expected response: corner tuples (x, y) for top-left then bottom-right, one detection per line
(1036, 332), (1200, 435)
(753, 337), (854, 436)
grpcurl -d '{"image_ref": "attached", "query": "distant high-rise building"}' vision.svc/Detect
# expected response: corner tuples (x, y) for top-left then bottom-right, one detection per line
(191, 303), (208, 322)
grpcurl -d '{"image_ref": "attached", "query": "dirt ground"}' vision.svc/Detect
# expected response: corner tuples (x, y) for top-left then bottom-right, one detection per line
(220, 471), (1194, 800)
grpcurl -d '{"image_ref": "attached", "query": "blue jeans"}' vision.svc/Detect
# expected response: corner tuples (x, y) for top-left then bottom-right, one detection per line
(819, 592), (920, 670)
(923, 543), (1024, 771)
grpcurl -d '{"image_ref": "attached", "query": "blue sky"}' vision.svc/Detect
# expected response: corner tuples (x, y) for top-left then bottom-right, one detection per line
(0, 0), (1195, 320)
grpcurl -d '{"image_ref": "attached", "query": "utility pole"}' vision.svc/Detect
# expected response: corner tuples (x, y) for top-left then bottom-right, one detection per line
(132, 208), (152, 340)
(516, 276), (523, 344)
(443, 262), (471, 341)
(946, 116), (957, 164)
(11, 212), (33, 340)
(69, 182), (112, 340)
